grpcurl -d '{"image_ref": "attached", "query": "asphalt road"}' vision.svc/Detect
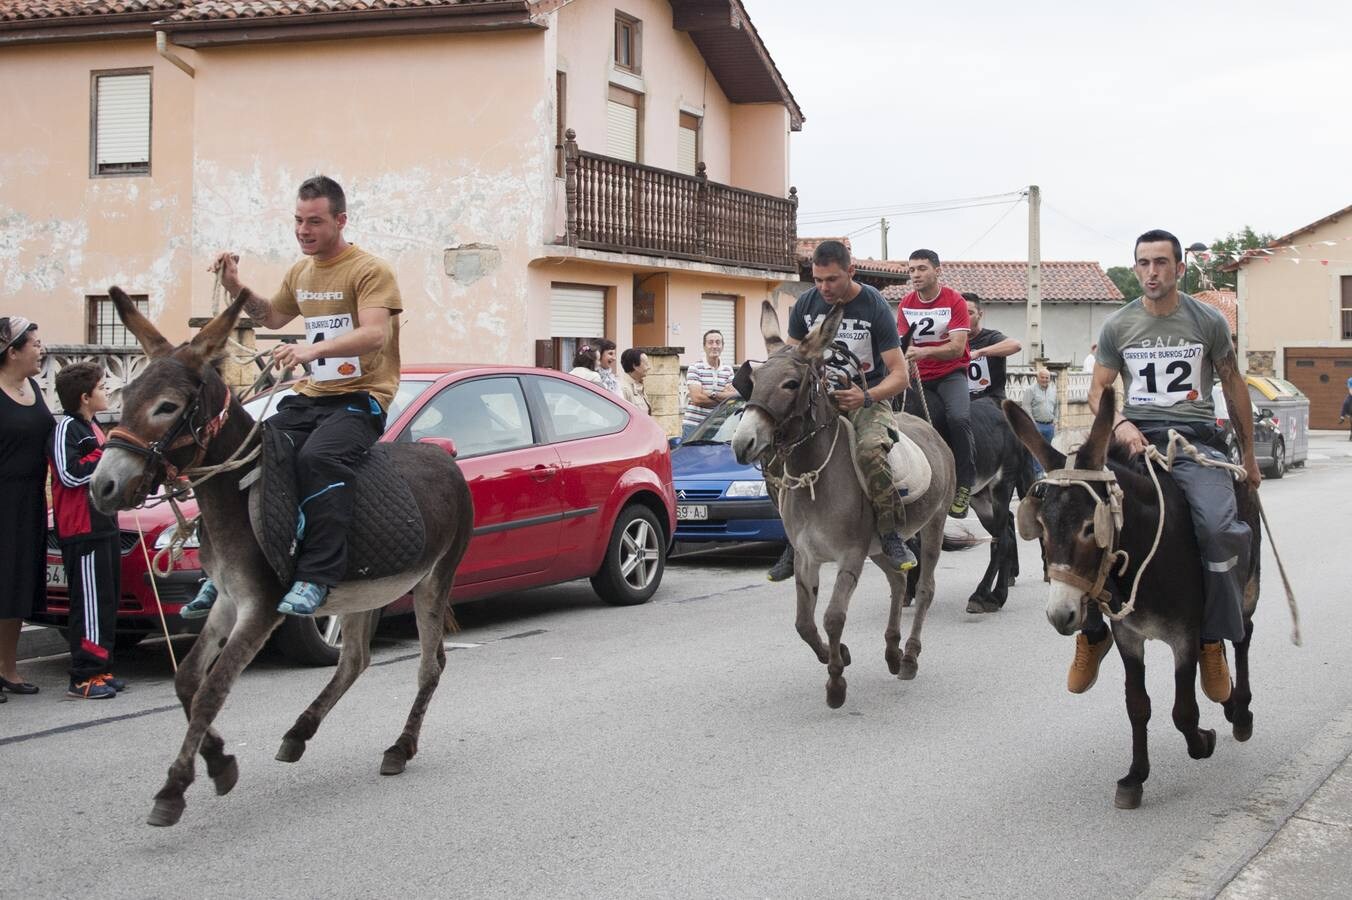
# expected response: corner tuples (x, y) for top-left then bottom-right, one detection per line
(4, 435), (1351, 899)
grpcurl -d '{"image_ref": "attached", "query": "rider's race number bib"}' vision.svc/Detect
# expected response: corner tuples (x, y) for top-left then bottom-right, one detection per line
(1123, 343), (1203, 407)
(303, 313), (363, 383)
(901, 306), (953, 345)
(967, 356), (991, 393)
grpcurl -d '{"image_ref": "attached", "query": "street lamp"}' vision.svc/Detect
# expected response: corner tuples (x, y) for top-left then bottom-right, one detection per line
(1184, 241), (1208, 292)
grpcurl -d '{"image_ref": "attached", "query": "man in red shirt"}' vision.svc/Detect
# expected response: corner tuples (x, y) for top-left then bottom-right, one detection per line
(898, 249), (975, 517)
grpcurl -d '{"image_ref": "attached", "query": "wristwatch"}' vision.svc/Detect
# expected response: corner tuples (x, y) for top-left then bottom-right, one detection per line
(861, 387), (873, 409)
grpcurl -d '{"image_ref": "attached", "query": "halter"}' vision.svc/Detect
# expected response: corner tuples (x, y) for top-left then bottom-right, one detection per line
(105, 376), (231, 490)
(1032, 467), (1132, 618)
(745, 346), (836, 455)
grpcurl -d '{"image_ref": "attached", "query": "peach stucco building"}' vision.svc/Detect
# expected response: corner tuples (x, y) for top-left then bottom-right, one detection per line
(0, 0), (803, 376)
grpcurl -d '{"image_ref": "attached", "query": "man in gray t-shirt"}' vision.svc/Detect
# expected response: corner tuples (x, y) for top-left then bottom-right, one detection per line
(1066, 229), (1259, 704)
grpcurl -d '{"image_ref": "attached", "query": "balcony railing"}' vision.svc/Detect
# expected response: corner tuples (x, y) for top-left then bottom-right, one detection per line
(37, 344), (150, 420)
(562, 129), (798, 272)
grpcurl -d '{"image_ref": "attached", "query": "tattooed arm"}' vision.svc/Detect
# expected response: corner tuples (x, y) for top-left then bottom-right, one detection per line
(208, 252), (295, 330)
(1217, 351), (1261, 486)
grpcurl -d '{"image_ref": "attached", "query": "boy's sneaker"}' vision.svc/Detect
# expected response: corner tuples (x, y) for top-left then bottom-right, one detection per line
(100, 674), (127, 693)
(766, 544), (796, 582)
(277, 581), (330, 617)
(879, 531), (918, 572)
(180, 578), (218, 620)
(67, 676), (116, 700)
(948, 486), (972, 519)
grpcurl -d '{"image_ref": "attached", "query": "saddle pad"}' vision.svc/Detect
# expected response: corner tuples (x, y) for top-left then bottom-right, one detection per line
(840, 415), (933, 506)
(247, 424), (426, 584)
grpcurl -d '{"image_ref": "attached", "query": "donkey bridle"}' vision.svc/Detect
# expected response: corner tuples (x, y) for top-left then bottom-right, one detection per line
(745, 347), (837, 456)
(1030, 468), (1129, 613)
(105, 376), (231, 490)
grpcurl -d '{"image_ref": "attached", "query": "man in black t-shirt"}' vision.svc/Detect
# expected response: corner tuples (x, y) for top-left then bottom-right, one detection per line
(963, 293), (1021, 401)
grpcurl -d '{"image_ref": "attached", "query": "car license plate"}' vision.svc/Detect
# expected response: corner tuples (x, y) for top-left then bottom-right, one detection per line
(47, 563), (67, 588)
(676, 504), (709, 521)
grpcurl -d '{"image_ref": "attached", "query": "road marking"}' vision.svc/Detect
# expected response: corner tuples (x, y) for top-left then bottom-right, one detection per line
(0, 704), (181, 748)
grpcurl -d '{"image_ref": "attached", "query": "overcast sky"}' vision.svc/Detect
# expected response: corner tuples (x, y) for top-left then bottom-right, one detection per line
(743, 0), (1352, 270)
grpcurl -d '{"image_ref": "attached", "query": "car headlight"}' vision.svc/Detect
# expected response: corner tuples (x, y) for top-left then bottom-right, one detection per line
(153, 526), (201, 550)
(725, 480), (768, 498)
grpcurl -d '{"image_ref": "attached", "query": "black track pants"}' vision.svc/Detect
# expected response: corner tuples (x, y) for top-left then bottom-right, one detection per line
(268, 393), (385, 587)
(920, 370), (976, 489)
(63, 534), (121, 681)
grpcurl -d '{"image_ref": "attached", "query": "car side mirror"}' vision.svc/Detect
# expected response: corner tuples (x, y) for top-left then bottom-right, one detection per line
(1259, 407), (1274, 420)
(417, 436), (458, 457)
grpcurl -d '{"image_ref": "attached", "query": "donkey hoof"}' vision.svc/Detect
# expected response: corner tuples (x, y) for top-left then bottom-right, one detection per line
(380, 748), (408, 776)
(825, 678), (847, 709)
(1114, 783), (1143, 810)
(897, 656), (918, 681)
(839, 644), (851, 667)
(1191, 729), (1217, 760)
(885, 647), (902, 676)
(276, 738), (307, 763)
(1233, 717), (1253, 742)
(211, 755), (239, 796)
(966, 594), (998, 614)
(147, 796), (186, 827)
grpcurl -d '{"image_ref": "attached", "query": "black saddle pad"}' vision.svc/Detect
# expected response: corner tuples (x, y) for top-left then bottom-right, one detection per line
(247, 424), (426, 584)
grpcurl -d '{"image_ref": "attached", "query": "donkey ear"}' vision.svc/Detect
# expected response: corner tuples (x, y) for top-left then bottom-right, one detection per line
(1003, 398), (1065, 473)
(109, 286), (172, 358)
(1074, 386), (1116, 471)
(188, 290), (249, 364)
(799, 302), (845, 359)
(760, 300), (783, 353)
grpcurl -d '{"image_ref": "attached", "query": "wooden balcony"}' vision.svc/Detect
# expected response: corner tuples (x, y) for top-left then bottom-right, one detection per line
(562, 129), (798, 273)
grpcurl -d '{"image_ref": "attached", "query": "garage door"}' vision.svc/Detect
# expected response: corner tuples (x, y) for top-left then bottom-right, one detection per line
(1285, 349), (1352, 429)
(551, 284), (606, 338)
(701, 294), (737, 365)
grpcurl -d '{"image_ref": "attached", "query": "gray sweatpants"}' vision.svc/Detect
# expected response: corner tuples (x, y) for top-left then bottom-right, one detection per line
(1144, 428), (1250, 643)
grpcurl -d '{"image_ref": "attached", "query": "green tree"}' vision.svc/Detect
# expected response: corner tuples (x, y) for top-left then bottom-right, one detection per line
(1185, 226), (1276, 292)
(1106, 265), (1141, 301)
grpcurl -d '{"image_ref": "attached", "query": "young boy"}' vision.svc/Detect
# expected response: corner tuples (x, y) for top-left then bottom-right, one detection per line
(49, 362), (123, 700)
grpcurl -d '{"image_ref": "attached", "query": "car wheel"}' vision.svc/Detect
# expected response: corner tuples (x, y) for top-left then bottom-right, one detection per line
(1266, 440), (1285, 479)
(591, 504), (666, 606)
(272, 614), (343, 667)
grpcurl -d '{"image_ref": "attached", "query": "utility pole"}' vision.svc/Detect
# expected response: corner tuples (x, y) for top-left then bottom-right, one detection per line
(880, 217), (890, 260)
(1026, 185), (1042, 363)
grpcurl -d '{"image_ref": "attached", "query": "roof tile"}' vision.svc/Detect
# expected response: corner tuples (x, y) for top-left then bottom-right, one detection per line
(0, 0), (498, 23)
(0, 1), (181, 21)
(1191, 289), (1238, 335)
(874, 260), (1123, 304)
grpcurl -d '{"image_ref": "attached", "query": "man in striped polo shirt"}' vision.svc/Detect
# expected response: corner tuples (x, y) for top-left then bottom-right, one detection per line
(683, 329), (737, 439)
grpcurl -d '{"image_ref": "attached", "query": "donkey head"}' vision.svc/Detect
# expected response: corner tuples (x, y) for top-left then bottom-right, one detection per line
(731, 300), (843, 465)
(1003, 388), (1121, 634)
(91, 286), (249, 513)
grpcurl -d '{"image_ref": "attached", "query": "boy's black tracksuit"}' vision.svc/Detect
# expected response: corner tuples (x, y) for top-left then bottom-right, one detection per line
(48, 414), (121, 683)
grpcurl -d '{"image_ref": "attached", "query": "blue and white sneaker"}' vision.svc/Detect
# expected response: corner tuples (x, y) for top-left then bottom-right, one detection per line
(179, 578), (218, 620)
(277, 581), (329, 617)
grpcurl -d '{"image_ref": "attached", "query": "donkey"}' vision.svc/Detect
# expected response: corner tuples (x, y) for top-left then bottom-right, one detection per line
(90, 287), (474, 827)
(732, 301), (956, 708)
(1004, 389), (1260, 809)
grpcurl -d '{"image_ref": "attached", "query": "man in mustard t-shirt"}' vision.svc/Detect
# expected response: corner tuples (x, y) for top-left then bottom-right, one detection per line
(183, 175), (403, 618)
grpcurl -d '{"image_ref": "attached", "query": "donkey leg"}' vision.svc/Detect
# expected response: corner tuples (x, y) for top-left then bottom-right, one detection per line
(173, 604), (240, 797)
(1115, 633), (1151, 810)
(880, 563), (908, 675)
(277, 611), (377, 763)
(898, 518), (944, 680)
(382, 574), (456, 776)
(148, 612), (282, 827)
(1224, 600), (1257, 741)
(793, 562), (829, 665)
(967, 492), (1002, 614)
(821, 555), (866, 709)
(1172, 642), (1217, 761)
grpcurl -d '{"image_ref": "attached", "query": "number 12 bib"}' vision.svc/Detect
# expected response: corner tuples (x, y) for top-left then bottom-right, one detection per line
(1123, 343), (1203, 407)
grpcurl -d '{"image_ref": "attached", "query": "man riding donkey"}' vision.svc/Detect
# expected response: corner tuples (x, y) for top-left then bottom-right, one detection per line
(899, 250), (977, 519)
(182, 174), (403, 619)
(1068, 229), (1261, 699)
(764, 240), (917, 581)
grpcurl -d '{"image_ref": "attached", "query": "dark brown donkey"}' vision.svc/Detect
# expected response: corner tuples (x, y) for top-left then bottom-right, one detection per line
(1004, 389), (1261, 809)
(90, 287), (473, 827)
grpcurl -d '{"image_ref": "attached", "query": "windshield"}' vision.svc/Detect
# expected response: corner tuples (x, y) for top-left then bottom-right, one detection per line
(686, 399), (746, 444)
(241, 379), (434, 424)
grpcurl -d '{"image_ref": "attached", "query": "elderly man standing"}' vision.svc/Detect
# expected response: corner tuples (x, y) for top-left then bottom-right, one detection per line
(683, 330), (737, 439)
(1022, 368), (1057, 473)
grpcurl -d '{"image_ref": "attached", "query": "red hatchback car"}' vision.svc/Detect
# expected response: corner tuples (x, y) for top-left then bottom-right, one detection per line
(37, 365), (676, 665)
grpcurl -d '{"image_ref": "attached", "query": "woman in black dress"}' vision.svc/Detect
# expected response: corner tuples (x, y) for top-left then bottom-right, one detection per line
(0, 316), (53, 699)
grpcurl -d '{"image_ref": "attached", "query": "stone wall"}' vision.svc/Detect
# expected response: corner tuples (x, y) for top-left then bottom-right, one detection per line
(636, 346), (686, 438)
(1246, 350), (1276, 376)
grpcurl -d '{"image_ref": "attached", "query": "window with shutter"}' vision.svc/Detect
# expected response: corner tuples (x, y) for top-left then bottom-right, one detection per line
(606, 86), (641, 163)
(91, 70), (151, 177)
(677, 112), (700, 176)
(701, 294), (738, 365)
(86, 293), (149, 345)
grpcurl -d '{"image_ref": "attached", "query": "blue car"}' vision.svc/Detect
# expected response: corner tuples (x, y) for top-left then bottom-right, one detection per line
(671, 399), (785, 543)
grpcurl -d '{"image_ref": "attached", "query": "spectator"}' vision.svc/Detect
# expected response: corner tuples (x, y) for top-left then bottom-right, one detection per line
(0, 316), (53, 700)
(594, 339), (620, 395)
(683, 329), (737, 439)
(1339, 376), (1352, 441)
(568, 346), (603, 386)
(49, 362), (122, 700)
(1082, 343), (1098, 372)
(620, 348), (652, 415)
(1022, 367), (1057, 475)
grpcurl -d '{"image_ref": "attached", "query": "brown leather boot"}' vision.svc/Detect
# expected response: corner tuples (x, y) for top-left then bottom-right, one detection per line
(1199, 641), (1232, 703)
(1067, 630), (1114, 694)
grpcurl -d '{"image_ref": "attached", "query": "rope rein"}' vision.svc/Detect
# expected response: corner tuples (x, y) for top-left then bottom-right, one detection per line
(773, 417), (843, 505)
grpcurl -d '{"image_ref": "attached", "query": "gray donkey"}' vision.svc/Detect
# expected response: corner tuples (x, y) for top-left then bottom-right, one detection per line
(90, 287), (473, 827)
(732, 301), (956, 707)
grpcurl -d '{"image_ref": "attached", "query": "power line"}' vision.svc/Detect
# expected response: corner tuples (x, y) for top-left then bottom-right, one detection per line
(799, 197), (1026, 228)
(955, 199), (1025, 258)
(1042, 202), (1127, 248)
(798, 189), (1025, 221)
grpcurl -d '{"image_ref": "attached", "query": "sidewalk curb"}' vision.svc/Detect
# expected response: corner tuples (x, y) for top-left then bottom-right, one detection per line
(1135, 704), (1352, 899)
